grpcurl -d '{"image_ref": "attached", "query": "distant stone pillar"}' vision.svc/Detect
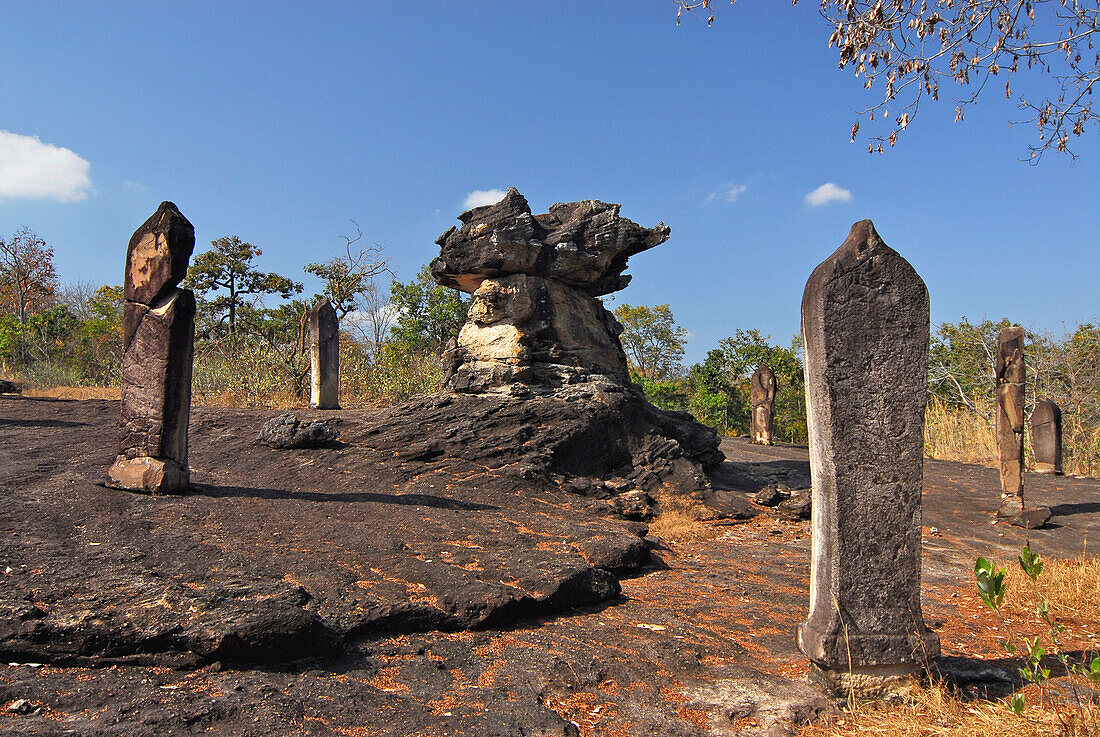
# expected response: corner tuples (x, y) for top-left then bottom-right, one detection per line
(797, 220), (939, 694)
(995, 327), (1027, 517)
(309, 299), (340, 409)
(750, 366), (777, 445)
(107, 202), (196, 494)
(1031, 398), (1063, 475)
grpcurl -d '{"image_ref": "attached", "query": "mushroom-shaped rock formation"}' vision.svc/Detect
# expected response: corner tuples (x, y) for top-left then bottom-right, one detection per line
(432, 188), (670, 393)
(362, 189), (729, 513)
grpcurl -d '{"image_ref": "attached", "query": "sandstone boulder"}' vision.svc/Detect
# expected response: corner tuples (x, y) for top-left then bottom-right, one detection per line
(122, 201), (196, 310)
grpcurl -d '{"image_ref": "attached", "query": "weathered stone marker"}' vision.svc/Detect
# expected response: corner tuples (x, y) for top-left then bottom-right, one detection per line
(1031, 398), (1063, 475)
(995, 327), (1027, 517)
(107, 202), (196, 494)
(797, 220), (939, 694)
(309, 299), (340, 409)
(750, 366), (777, 445)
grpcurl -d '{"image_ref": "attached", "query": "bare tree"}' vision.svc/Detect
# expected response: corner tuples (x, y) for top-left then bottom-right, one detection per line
(678, 0), (1100, 159)
(347, 279), (395, 356)
(56, 280), (101, 321)
(305, 221), (391, 320)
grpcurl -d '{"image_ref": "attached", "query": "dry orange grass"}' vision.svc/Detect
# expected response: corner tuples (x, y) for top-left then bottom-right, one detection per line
(1002, 553), (1100, 627)
(798, 679), (1099, 737)
(648, 490), (723, 542)
(924, 398), (999, 468)
(21, 385), (120, 400)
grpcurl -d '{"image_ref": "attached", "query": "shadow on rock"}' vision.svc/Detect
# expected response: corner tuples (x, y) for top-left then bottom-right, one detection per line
(190, 483), (501, 511)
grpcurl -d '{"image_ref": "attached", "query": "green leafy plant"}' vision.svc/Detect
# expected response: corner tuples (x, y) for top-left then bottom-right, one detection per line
(975, 545), (1099, 733)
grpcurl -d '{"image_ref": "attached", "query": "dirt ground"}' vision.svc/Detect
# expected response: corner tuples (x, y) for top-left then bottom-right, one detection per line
(1, 396), (1098, 736)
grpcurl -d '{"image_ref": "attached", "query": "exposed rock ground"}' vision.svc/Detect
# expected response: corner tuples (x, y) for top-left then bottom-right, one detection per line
(2, 397), (1099, 736)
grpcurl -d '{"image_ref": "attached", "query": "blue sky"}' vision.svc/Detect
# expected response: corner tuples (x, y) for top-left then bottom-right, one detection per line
(2, 1), (1097, 363)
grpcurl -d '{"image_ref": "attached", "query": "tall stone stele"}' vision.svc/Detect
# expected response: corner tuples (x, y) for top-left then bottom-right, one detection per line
(797, 220), (940, 694)
(107, 202), (196, 494)
(750, 366), (777, 445)
(995, 327), (1027, 517)
(1031, 398), (1063, 475)
(309, 299), (340, 409)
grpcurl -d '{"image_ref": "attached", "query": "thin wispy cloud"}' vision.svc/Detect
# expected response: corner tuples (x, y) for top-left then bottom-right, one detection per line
(463, 189), (507, 209)
(804, 182), (852, 207)
(0, 130), (92, 202)
(705, 183), (749, 204)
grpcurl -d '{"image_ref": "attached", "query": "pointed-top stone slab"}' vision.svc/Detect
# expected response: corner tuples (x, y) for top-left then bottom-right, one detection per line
(124, 201), (196, 308)
(798, 220), (939, 692)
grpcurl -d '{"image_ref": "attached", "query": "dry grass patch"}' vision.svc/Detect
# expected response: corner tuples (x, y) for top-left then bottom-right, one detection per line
(1002, 553), (1100, 627)
(924, 398), (998, 468)
(647, 490), (724, 542)
(21, 385), (120, 400)
(799, 679), (1100, 737)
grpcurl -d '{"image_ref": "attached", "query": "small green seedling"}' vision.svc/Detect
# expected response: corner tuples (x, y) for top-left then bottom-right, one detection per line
(975, 556), (1007, 610)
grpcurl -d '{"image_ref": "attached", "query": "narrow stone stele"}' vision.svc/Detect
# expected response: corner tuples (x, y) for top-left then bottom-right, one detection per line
(107, 202), (196, 494)
(309, 299), (340, 409)
(995, 326), (1027, 518)
(1031, 398), (1063, 475)
(797, 220), (940, 695)
(750, 366), (777, 445)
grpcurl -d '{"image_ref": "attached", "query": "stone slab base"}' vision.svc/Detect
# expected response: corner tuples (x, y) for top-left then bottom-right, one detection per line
(1034, 462), (1061, 475)
(106, 456), (189, 494)
(808, 662), (921, 698)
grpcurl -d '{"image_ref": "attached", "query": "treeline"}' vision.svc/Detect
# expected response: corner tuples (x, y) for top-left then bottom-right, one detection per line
(2, 227), (1097, 474)
(613, 303), (807, 442)
(925, 318), (1100, 477)
(0, 226), (469, 407)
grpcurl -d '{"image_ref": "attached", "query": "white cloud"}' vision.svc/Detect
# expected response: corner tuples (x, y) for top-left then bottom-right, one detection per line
(0, 130), (92, 202)
(705, 183), (749, 204)
(462, 189), (507, 209)
(804, 182), (852, 207)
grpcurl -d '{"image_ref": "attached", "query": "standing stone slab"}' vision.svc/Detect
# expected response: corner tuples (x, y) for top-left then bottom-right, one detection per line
(797, 221), (939, 693)
(995, 327), (1027, 517)
(107, 202), (196, 494)
(750, 366), (777, 445)
(1031, 399), (1063, 475)
(310, 299), (340, 409)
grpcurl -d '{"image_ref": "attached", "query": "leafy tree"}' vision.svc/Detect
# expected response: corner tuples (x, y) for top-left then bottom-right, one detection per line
(714, 330), (806, 442)
(184, 235), (302, 338)
(680, 1), (1100, 159)
(304, 221), (390, 319)
(613, 303), (688, 381)
(718, 329), (803, 385)
(686, 348), (746, 435)
(388, 266), (469, 352)
(0, 227), (58, 325)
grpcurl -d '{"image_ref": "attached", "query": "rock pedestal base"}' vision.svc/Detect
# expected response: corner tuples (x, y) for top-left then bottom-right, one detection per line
(106, 456), (189, 494)
(808, 662), (922, 699)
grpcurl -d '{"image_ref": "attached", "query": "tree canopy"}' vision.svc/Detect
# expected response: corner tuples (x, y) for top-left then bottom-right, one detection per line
(679, 0), (1100, 159)
(388, 266), (469, 352)
(185, 236), (302, 337)
(304, 221), (390, 319)
(613, 303), (688, 380)
(0, 227), (58, 325)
